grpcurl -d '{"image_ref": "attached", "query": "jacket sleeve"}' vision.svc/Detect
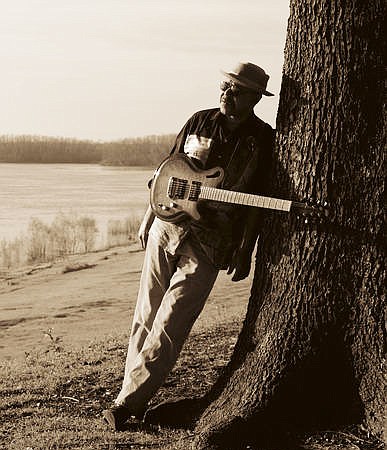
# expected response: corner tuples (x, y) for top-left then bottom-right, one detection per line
(169, 113), (197, 155)
(232, 124), (275, 251)
(249, 123), (275, 195)
(147, 114), (195, 188)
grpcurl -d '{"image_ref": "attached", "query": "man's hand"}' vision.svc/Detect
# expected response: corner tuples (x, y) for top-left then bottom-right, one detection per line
(138, 221), (150, 249)
(228, 208), (262, 281)
(138, 206), (155, 249)
(227, 247), (253, 282)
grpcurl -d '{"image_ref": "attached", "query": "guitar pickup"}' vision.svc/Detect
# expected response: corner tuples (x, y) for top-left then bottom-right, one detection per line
(188, 181), (201, 201)
(168, 177), (188, 200)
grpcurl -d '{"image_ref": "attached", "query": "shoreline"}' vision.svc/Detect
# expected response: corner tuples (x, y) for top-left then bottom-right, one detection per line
(0, 243), (252, 362)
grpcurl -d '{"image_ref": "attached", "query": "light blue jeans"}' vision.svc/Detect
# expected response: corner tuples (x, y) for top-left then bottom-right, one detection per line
(115, 218), (219, 413)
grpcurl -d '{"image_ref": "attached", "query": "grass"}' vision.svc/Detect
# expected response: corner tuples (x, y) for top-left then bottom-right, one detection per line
(0, 321), (240, 450)
(1, 320), (383, 450)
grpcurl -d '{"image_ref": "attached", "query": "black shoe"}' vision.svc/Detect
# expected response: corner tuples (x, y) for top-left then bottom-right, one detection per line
(143, 398), (205, 428)
(102, 405), (132, 431)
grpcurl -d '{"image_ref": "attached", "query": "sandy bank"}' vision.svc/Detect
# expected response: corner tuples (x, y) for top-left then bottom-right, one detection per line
(0, 244), (252, 361)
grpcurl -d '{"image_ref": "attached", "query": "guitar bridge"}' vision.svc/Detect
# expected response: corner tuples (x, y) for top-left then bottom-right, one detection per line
(168, 177), (188, 199)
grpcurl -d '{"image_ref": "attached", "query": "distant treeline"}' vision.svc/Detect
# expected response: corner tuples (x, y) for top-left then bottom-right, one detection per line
(101, 134), (175, 166)
(0, 134), (176, 166)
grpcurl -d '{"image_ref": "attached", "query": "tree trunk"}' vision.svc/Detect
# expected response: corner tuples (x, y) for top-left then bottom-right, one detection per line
(193, 0), (385, 448)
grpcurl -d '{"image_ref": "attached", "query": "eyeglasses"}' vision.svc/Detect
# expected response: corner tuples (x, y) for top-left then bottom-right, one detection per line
(220, 80), (253, 96)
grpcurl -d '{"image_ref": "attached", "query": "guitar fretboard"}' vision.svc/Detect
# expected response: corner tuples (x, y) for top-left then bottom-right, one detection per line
(199, 186), (292, 212)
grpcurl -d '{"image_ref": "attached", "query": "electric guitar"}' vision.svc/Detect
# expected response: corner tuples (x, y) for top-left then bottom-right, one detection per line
(150, 153), (321, 223)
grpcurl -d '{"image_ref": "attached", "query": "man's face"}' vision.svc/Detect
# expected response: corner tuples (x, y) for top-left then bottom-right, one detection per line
(219, 80), (262, 119)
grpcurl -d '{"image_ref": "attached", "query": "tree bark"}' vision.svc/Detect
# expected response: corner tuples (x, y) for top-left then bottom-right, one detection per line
(193, 0), (385, 448)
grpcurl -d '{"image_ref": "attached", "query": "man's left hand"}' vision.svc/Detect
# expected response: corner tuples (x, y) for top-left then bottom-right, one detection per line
(227, 247), (252, 282)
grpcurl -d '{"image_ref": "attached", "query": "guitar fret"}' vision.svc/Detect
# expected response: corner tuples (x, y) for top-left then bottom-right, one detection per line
(239, 192), (245, 205)
(199, 187), (291, 212)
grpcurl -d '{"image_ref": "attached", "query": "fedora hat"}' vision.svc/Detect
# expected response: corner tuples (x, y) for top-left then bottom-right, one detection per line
(221, 62), (274, 96)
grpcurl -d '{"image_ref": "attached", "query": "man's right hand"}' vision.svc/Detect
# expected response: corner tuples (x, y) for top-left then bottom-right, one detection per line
(138, 206), (155, 249)
(227, 247), (253, 282)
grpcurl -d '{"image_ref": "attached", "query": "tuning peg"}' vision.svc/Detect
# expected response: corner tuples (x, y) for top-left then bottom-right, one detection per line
(316, 199), (329, 208)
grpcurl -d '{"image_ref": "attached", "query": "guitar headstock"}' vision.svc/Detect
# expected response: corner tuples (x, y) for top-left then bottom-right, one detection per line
(292, 198), (329, 223)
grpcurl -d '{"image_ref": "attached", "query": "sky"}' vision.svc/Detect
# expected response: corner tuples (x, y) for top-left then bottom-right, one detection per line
(0, 0), (290, 141)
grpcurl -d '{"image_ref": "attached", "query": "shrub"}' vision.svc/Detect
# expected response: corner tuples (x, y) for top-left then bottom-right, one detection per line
(105, 214), (142, 248)
(0, 237), (25, 269)
(26, 214), (98, 264)
(0, 212), (141, 270)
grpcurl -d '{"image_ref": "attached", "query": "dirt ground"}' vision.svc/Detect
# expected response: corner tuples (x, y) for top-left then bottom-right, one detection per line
(1, 246), (383, 450)
(0, 243), (251, 362)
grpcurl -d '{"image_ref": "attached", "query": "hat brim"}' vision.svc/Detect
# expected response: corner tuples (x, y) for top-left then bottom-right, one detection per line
(221, 70), (274, 96)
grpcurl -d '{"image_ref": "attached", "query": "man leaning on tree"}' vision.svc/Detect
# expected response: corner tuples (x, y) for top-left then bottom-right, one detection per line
(103, 61), (275, 431)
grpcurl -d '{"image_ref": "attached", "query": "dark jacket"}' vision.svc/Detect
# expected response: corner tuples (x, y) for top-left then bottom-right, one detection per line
(170, 108), (274, 269)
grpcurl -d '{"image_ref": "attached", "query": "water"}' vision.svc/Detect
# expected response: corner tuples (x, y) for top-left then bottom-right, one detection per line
(0, 163), (154, 243)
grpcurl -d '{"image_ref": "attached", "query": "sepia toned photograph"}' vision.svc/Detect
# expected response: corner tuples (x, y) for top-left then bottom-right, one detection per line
(0, 1), (384, 449)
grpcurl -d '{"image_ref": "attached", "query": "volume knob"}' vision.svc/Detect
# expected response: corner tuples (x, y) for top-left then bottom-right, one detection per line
(158, 203), (170, 211)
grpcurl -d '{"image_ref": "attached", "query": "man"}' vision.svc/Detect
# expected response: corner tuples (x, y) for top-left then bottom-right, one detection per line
(103, 62), (275, 431)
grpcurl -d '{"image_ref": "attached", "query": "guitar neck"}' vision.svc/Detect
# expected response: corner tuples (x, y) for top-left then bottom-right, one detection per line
(199, 186), (292, 212)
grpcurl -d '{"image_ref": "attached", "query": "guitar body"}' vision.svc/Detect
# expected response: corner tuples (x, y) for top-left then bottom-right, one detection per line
(150, 153), (224, 222)
(150, 154), (322, 223)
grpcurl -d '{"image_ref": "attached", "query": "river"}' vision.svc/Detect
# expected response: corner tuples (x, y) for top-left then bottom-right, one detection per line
(0, 163), (153, 243)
